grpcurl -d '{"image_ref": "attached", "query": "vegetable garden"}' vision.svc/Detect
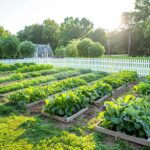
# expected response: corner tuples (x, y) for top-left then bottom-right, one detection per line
(0, 63), (149, 149)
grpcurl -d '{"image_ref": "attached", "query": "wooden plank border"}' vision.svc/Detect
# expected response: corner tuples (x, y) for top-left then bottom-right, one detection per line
(41, 107), (88, 123)
(93, 84), (129, 106)
(95, 121), (150, 147)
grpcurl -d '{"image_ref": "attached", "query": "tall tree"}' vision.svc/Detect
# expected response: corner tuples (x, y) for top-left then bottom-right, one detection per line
(135, 0), (150, 22)
(121, 12), (136, 56)
(88, 28), (107, 46)
(0, 26), (10, 37)
(59, 17), (93, 46)
(17, 24), (43, 44)
(42, 19), (59, 49)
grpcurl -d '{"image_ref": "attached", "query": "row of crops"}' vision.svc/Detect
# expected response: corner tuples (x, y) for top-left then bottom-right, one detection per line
(97, 75), (150, 141)
(0, 62), (149, 147)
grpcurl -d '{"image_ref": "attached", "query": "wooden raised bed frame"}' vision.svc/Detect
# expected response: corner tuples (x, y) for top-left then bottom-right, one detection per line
(95, 121), (150, 147)
(41, 107), (88, 123)
(93, 84), (129, 105)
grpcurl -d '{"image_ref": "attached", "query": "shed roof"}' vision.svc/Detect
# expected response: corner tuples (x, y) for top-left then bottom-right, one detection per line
(35, 44), (53, 54)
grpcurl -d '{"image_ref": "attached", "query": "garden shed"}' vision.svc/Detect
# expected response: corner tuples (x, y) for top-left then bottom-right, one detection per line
(34, 44), (53, 58)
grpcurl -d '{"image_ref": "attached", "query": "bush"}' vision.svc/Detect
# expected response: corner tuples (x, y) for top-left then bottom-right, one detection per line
(77, 38), (105, 57)
(2, 35), (19, 58)
(65, 39), (79, 57)
(54, 46), (66, 57)
(19, 41), (36, 58)
(88, 42), (105, 57)
(77, 38), (93, 57)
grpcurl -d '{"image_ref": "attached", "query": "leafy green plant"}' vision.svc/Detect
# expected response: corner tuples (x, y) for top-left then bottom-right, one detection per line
(9, 77), (87, 105)
(134, 82), (150, 96)
(0, 70), (85, 94)
(99, 95), (150, 139)
(0, 62), (34, 72)
(16, 64), (53, 73)
(100, 71), (138, 89)
(44, 81), (112, 117)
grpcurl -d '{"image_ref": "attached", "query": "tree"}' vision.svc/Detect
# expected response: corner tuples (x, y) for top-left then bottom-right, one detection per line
(59, 17), (93, 46)
(19, 41), (36, 58)
(17, 19), (59, 50)
(17, 24), (43, 44)
(135, 0), (150, 22)
(0, 37), (3, 58)
(65, 39), (80, 57)
(42, 19), (59, 49)
(121, 12), (136, 56)
(88, 28), (107, 46)
(77, 38), (93, 57)
(109, 30), (128, 55)
(0, 26), (10, 37)
(2, 35), (19, 58)
(77, 38), (105, 57)
(88, 42), (105, 57)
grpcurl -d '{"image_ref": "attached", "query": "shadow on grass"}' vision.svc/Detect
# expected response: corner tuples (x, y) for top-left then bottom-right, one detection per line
(14, 117), (61, 145)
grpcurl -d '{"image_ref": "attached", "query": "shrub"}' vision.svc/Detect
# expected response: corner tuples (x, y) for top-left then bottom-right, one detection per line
(2, 35), (19, 58)
(77, 38), (105, 57)
(77, 38), (93, 57)
(19, 41), (36, 58)
(88, 42), (105, 57)
(54, 46), (66, 57)
(65, 39), (79, 57)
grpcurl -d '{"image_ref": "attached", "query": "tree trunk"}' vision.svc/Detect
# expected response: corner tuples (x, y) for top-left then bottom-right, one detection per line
(128, 30), (131, 56)
(107, 38), (111, 56)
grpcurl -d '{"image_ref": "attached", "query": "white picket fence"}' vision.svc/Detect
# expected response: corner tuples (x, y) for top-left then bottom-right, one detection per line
(0, 58), (150, 76)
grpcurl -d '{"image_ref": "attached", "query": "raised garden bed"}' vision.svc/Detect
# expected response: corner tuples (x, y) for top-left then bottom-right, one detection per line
(93, 81), (138, 106)
(95, 121), (150, 147)
(41, 107), (89, 123)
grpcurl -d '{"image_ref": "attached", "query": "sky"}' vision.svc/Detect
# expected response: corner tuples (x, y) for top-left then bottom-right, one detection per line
(0, 0), (135, 34)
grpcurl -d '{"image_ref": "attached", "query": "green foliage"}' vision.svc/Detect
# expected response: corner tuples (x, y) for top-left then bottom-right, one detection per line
(88, 42), (105, 57)
(42, 19), (59, 49)
(77, 38), (105, 57)
(0, 104), (16, 115)
(134, 82), (150, 96)
(17, 20), (59, 50)
(65, 39), (80, 57)
(0, 70), (82, 94)
(2, 35), (19, 58)
(59, 17), (93, 46)
(44, 81), (112, 117)
(9, 77), (87, 105)
(44, 91), (89, 117)
(54, 46), (66, 57)
(100, 95), (150, 138)
(0, 62), (34, 72)
(19, 41), (36, 57)
(0, 116), (97, 150)
(77, 38), (93, 57)
(88, 28), (107, 46)
(16, 64), (53, 73)
(100, 71), (138, 89)
(0, 67), (72, 84)
(8, 71), (104, 105)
